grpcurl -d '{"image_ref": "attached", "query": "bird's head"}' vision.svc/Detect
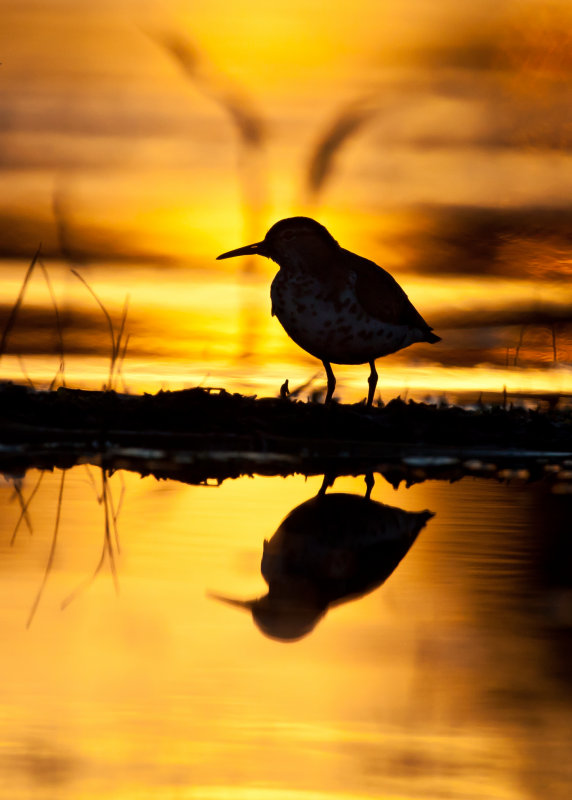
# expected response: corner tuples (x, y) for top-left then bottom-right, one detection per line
(216, 216), (339, 268)
(208, 589), (325, 642)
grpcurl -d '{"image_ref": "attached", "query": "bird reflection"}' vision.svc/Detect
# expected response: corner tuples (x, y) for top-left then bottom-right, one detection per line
(211, 477), (434, 642)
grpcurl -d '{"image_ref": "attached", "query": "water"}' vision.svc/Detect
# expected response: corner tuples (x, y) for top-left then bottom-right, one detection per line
(1, 467), (571, 799)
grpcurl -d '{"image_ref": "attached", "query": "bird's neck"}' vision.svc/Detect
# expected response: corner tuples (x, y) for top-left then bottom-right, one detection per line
(274, 254), (307, 275)
(274, 245), (340, 281)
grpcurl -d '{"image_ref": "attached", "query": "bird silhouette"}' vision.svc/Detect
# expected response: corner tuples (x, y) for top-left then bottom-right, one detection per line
(210, 489), (433, 641)
(217, 216), (440, 406)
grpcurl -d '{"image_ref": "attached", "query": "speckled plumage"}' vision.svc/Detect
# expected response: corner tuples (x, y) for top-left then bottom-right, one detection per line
(217, 217), (440, 406)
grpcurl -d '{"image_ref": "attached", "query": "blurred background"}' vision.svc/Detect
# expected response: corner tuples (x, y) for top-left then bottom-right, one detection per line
(1, 0), (571, 401)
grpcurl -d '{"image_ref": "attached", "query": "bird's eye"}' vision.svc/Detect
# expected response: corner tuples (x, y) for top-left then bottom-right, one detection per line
(282, 230), (295, 240)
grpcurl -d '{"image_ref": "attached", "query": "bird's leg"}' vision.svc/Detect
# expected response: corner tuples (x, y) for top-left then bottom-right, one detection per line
(364, 472), (375, 499)
(367, 360), (378, 408)
(323, 360), (336, 404)
(318, 472), (336, 496)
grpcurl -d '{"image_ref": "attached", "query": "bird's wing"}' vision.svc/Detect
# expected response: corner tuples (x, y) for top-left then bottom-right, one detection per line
(339, 249), (435, 333)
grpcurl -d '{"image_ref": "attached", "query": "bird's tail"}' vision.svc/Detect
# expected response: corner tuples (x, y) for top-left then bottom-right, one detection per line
(426, 331), (441, 344)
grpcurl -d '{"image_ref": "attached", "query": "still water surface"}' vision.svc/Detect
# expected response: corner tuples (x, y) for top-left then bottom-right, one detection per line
(1, 467), (570, 799)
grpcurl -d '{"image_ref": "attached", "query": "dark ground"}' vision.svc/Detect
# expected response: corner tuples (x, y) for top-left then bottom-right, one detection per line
(1, 380), (572, 486)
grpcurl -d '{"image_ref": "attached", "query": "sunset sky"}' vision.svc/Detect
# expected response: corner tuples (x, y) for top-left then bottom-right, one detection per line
(1, 0), (571, 397)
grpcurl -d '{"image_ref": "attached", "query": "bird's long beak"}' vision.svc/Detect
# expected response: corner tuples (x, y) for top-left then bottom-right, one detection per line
(216, 241), (268, 260)
(208, 592), (257, 611)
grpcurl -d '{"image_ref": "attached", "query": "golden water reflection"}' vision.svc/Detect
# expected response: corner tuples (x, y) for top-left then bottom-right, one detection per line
(0, 467), (571, 798)
(210, 480), (433, 641)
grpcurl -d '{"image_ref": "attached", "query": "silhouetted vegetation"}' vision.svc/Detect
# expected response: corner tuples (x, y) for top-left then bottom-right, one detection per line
(1, 381), (571, 489)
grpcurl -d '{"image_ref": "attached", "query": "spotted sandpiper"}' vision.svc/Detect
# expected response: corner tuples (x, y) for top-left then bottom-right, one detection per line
(210, 489), (433, 641)
(217, 216), (440, 406)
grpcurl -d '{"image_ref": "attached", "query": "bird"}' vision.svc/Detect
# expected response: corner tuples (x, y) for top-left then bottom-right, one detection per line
(210, 488), (433, 641)
(217, 216), (440, 406)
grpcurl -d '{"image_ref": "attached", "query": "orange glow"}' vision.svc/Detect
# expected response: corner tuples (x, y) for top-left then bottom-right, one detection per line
(2, 263), (571, 401)
(1, 468), (570, 798)
(2, 2), (572, 797)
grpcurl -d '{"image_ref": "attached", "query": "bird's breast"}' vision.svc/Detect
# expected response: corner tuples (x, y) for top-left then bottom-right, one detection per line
(270, 269), (422, 365)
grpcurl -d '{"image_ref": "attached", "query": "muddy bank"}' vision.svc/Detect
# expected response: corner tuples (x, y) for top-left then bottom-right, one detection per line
(1, 380), (571, 485)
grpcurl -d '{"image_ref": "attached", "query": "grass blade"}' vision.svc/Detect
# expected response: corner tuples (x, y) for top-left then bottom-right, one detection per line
(70, 268), (117, 388)
(102, 471), (120, 595)
(11, 472), (45, 545)
(0, 245), (41, 360)
(110, 296), (130, 389)
(26, 469), (66, 628)
(39, 259), (66, 388)
(61, 468), (121, 609)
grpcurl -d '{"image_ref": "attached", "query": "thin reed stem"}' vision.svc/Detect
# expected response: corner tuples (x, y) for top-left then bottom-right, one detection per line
(102, 471), (120, 595)
(26, 470), (66, 628)
(110, 296), (130, 389)
(16, 356), (35, 389)
(39, 259), (66, 387)
(11, 473), (45, 545)
(70, 268), (117, 388)
(61, 468), (121, 609)
(0, 245), (41, 360)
